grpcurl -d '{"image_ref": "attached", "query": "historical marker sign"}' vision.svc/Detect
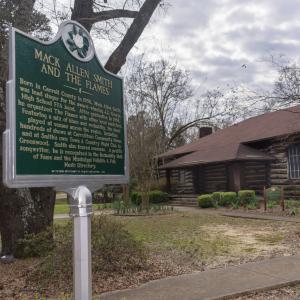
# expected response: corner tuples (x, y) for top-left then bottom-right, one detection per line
(3, 21), (129, 188)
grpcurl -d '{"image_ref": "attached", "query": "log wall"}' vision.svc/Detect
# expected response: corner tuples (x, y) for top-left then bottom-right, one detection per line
(204, 164), (227, 193)
(159, 134), (300, 199)
(242, 161), (267, 195)
(262, 135), (300, 199)
(169, 168), (194, 194)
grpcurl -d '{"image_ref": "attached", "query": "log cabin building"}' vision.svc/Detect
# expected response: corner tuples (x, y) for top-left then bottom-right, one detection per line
(158, 105), (300, 203)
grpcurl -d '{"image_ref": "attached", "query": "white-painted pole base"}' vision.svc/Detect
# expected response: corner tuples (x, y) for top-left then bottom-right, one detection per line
(68, 186), (93, 300)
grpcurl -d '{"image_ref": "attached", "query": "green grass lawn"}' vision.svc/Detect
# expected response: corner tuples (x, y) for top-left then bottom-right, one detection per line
(118, 211), (297, 262)
(52, 210), (299, 267)
(5, 211), (300, 300)
(119, 212), (231, 260)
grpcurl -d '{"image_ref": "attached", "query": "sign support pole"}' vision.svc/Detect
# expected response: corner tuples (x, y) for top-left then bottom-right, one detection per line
(67, 186), (93, 300)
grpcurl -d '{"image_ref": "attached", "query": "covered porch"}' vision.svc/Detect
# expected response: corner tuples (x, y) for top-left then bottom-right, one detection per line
(163, 160), (272, 196)
(159, 143), (275, 197)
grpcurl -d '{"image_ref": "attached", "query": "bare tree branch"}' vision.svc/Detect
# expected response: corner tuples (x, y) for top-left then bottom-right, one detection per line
(105, 0), (161, 74)
(88, 9), (139, 23)
(76, 9), (139, 24)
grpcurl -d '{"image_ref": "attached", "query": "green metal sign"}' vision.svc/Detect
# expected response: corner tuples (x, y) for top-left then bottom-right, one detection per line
(3, 21), (129, 188)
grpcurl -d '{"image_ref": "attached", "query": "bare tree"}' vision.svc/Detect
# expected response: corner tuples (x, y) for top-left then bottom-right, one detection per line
(0, 0), (162, 257)
(126, 56), (247, 149)
(71, 0), (163, 74)
(271, 63), (300, 108)
(127, 57), (193, 152)
(127, 111), (161, 207)
(235, 56), (300, 114)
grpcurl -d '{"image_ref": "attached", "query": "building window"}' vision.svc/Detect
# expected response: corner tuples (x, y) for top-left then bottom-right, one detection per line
(288, 144), (300, 179)
(179, 169), (185, 183)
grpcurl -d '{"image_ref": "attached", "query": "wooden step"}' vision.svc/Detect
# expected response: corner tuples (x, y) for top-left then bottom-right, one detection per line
(168, 194), (199, 207)
(169, 201), (198, 207)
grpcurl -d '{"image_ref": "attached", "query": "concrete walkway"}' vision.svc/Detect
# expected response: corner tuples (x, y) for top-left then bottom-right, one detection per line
(220, 211), (300, 223)
(174, 206), (300, 223)
(100, 256), (300, 300)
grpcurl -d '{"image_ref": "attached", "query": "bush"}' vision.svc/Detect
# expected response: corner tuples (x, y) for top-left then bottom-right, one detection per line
(149, 190), (168, 203)
(286, 199), (300, 209)
(198, 194), (214, 208)
(92, 216), (146, 272)
(219, 192), (237, 207)
(212, 192), (224, 206)
(238, 190), (256, 206)
(266, 186), (281, 202)
(14, 228), (54, 258)
(28, 216), (147, 292)
(131, 190), (168, 205)
(131, 191), (142, 206)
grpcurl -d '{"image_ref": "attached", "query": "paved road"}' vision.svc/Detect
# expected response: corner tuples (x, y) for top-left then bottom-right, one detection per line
(100, 255), (300, 300)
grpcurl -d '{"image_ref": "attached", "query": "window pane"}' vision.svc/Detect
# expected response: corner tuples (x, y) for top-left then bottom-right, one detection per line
(288, 144), (300, 179)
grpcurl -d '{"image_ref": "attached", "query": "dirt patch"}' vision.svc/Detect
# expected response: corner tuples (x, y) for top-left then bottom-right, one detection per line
(204, 224), (287, 253)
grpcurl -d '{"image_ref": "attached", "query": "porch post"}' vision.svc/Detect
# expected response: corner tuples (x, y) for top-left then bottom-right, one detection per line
(166, 169), (171, 192)
(228, 162), (241, 192)
(192, 166), (200, 194)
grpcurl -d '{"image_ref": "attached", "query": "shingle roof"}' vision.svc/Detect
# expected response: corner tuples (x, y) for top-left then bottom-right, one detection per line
(159, 105), (300, 169)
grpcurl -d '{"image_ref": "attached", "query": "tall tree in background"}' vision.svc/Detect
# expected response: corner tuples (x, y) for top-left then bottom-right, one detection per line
(271, 63), (300, 109)
(235, 58), (300, 114)
(0, 0), (55, 258)
(127, 58), (193, 153)
(0, 0), (162, 257)
(127, 111), (161, 206)
(126, 56), (241, 152)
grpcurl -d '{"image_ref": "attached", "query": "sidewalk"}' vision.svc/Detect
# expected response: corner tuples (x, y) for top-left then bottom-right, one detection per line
(174, 206), (300, 223)
(100, 255), (300, 300)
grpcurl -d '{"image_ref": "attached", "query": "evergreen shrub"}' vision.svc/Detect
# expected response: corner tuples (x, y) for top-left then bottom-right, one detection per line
(198, 194), (214, 208)
(149, 190), (168, 203)
(238, 190), (256, 206)
(212, 192), (224, 206)
(219, 192), (237, 207)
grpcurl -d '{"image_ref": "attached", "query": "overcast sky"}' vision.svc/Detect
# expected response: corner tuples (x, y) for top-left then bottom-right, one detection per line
(130, 0), (300, 92)
(44, 0), (300, 93)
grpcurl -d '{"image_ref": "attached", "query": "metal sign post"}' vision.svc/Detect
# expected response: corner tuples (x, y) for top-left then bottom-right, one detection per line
(3, 20), (129, 300)
(66, 186), (93, 300)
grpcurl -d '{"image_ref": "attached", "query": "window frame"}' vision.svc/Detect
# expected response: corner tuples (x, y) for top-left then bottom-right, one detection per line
(288, 143), (300, 179)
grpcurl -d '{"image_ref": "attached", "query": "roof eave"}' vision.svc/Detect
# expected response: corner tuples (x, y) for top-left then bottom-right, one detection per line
(159, 156), (275, 169)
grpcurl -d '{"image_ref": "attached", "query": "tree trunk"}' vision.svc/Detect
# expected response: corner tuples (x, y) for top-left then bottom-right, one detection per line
(71, 0), (94, 32)
(0, 183), (56, 256)
(0, 0), (56, 258)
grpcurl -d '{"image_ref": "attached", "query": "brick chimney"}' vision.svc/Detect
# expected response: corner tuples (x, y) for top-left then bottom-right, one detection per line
(199, 126), (213, 138)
